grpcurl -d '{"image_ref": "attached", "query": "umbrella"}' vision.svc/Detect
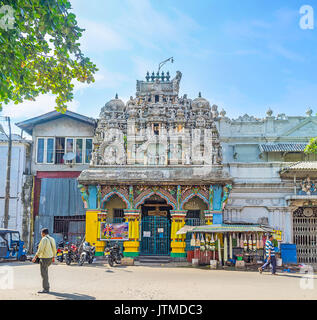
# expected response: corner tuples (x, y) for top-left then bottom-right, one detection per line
(176, 225), (195, 235)
(217, 234), (222, 264)
(229, 233), (233, 259)
(224, 235), (228, 263)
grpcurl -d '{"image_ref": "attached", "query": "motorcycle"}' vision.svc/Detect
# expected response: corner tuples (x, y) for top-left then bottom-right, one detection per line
(56, 240), (65, 263)
(78, 241), (95, 266)
(63, 241), (80, 265)
(104, 242), (123, 267)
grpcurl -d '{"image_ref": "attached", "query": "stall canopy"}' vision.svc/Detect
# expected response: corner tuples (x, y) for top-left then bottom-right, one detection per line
(176, 224), (274, 235)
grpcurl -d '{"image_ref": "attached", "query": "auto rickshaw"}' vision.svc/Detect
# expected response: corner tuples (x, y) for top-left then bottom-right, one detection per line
(0, 228), (27, 261)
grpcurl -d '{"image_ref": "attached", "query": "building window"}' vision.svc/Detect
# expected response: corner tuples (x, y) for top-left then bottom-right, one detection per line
(37, 138), (44, 163)
(36, 136), (92, 165)
(153, 123), (160, 135)
(114, 209), (124, 218)
(56, 137), (66, 164)
(66, 138), (73, 153)
(46, 138), (55, 163)
(85, 139), (93, 163)
(76, 139), (83, 163)
(186, 210), (200, 219)
(53, 216), (85, 242)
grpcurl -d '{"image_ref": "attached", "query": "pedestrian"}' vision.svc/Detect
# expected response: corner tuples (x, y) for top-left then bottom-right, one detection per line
(258, 234), (277, 275)
(32, 228), (56, 293)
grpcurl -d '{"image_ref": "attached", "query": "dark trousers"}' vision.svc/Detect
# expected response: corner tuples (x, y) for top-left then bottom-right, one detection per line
(260, 256), (276, 274)
(40, 258), (52, 291)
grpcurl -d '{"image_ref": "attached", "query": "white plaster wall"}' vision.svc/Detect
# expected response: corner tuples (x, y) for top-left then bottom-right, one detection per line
(0, 143), (27, 234)
(33, 117), (94, 137)
(225, 206), (292, 243)
(223, 163), (285, 183)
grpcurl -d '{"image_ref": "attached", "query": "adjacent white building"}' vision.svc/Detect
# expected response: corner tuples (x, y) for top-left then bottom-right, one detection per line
(219, 109), (317, 263)
(0, 133), (32, 246)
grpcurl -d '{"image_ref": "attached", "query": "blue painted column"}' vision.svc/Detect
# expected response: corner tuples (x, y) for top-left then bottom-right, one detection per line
(88, 185), (97, 209)
(212, 184), (223, 224)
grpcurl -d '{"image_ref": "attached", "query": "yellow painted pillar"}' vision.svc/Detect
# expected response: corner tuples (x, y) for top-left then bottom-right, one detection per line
(170, 210), (187, 257)
(123, 209), (141, 257)
(85, 209), (105, 256)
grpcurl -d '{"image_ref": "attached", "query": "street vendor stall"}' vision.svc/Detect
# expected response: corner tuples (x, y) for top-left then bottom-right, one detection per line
(176, 224), (275, 267)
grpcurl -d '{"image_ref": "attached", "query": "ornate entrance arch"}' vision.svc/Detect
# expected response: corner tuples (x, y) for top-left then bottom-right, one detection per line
(134, 187), (177, 209)
(101, 191), (129, 209)
(180, 193), (209, 210)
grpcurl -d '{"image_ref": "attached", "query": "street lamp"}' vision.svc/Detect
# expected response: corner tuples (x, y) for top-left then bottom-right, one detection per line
(157, 57), (174, 74)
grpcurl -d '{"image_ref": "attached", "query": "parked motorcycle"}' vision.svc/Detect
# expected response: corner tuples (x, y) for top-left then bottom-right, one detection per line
(104, 242), (123, 267)
(78, 241), (95, 266)
(63, 241), (80, 265)
(56, 240), (65, 263)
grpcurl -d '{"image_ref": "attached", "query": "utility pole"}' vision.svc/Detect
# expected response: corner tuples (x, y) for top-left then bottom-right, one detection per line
(3, 116), (12, 228)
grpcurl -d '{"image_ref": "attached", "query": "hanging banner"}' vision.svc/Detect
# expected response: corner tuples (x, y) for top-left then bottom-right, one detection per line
(100, 222), (129, 241)
(273, 229), (282, 241)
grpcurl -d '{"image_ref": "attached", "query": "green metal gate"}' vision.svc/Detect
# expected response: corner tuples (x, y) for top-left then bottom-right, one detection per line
(140, 216), (171, 255)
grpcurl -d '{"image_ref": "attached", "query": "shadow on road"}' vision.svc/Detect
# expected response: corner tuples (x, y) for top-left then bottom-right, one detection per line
(47, 291), (96, 300)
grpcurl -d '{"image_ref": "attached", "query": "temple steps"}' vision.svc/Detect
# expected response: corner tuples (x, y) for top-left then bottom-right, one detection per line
(136, 255), (172, 264)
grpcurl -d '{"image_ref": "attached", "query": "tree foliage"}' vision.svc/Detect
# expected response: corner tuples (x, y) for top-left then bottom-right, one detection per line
(0, 0), (97, 113)
(305, 137), (317, 154)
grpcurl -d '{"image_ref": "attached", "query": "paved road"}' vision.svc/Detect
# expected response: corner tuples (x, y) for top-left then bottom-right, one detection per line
(0, 261), (316, 300)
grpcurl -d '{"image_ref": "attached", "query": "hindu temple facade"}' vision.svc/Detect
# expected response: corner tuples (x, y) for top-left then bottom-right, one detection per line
(78, 71), (233, 258)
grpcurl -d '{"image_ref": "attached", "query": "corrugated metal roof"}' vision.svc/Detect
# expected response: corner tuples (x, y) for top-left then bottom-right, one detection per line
(281, 161), (317, 171)
(259, 143), (307, 153)
(0, 133), (29, 143)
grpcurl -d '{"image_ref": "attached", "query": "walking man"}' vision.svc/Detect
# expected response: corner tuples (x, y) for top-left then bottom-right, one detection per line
(32, 228), (56, 293)
(258, 234), (277, 275)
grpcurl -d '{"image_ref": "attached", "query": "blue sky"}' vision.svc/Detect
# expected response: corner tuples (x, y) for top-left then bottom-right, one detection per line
(2, 0), (317, 135)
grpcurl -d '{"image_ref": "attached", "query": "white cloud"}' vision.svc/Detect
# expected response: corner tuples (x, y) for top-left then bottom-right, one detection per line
(73, 0), (201, 55)
(1, 95), (80, 134)
(267, 43), (304, 62)
(72, 68), (131, 96)
(78, 19), (130, 53)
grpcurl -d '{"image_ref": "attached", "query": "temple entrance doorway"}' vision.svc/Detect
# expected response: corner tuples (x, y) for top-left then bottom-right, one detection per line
(140, 195), (172, 256)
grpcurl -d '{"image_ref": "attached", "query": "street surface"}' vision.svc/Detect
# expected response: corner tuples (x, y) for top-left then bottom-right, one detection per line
(0, 261), (316, 300)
